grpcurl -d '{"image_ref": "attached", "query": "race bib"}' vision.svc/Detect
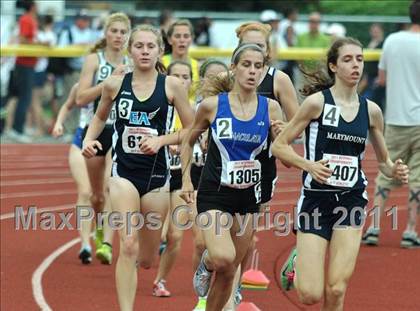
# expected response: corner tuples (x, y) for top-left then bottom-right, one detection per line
(122, 126), (158, 154)
(323, 153), (358, 188)
(192, 143), (206, 166)
(169, 149), (181, 170)
(224, 160), (261, 189)
(106, 105), (117, 125)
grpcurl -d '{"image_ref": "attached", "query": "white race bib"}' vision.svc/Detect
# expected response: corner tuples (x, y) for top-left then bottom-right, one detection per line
(122, 126), (158, 154)
(224, 160), (261, 189)
(169, 151), (181, 170)
(323, 153), (358, 188)
(106, 105), (117, 125)
(192, 143), (206, 167)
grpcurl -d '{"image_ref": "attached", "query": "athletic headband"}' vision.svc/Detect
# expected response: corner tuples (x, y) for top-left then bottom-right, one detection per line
(231, 43), (264, 64)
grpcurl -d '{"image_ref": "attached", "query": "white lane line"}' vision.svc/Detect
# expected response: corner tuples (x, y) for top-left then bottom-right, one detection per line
(0, 204), (73, 220)
(1, 189), (76, 200)
(1, 178), (74, 187)
(32, 237), (80, 311)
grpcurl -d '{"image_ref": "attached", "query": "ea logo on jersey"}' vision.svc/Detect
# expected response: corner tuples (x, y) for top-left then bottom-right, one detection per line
(129, 107), (161, 126)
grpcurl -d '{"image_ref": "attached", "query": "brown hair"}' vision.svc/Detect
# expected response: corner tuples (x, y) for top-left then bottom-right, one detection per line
(167, 19), (194, 38)
(199, 43), (265, 98)
(300, 37), (363, 96)
(128, 24), (166, 74)
(236, 22), (273, 62)
(90, 12), (131, 53)
(167, 60), (193, 79)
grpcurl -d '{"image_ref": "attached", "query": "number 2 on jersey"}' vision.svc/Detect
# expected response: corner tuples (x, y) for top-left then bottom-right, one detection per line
(216, 118), (233, 139)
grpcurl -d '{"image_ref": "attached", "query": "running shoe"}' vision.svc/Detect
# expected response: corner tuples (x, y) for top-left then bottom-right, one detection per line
(95, 227), (104, 250)
(78, 246), (92, 265)
(152, 279), (171, 297)
(361, 227), (380, 246)
(159, 240), (168, 256)
(192, 297), (207, 311)
(233, 285), (243, 305)
(96, 243), (112, 265)
(280, 247), (297, 291)
(400, 231), (420, 248)
(193, 249), (213, 297)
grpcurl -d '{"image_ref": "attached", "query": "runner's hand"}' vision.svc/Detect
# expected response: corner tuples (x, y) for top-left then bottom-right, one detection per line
(82, 140), (102, 158)
(180, 181), (195, 204)
(392, 159), (409, 184)
(308, 159), (333, 184)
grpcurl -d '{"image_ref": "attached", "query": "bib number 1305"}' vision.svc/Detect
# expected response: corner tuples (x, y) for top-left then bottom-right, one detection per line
(226, 160), (261, 189)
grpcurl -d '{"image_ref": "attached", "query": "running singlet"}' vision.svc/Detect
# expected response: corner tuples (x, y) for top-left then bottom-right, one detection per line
(201, 93), (269, 190)
(303, 89), (369, 191)
(93, 51), (128, 125)
(112, 72), (174, 172)
(256, 66), (279, 202)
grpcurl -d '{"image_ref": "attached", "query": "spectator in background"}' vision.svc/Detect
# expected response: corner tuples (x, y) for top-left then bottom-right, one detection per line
(57, 9), (96, 136)
(295, 12), (331, 102)
(195, 16), (212, 47)
(358, 23), (385, 111)
(162, 20), (200, 102)
(28, 14), (56, 137)
(362, 0), (420, 248)
(260, 10), (281, 67)
(159, 10), (174, 55)
(296, 12), (331, 57)
(7, 0), (38, 143)
(279, 7), (298, 81)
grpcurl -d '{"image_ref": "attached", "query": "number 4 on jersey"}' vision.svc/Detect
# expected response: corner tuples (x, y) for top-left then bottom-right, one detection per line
(322, 104), (340, 127)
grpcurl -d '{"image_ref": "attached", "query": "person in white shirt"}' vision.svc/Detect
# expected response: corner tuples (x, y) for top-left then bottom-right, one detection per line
(57, 9), (96, 136)
(362, 0), (420, 248)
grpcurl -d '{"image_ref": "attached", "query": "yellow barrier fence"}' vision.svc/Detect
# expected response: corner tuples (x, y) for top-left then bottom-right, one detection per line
(1, 45), (382, 61)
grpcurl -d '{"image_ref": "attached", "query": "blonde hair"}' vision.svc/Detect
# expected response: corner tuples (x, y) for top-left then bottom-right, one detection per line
(128, 24), (166, 73)
(90, 12), (131, 53)
(235, 22), (272, 62)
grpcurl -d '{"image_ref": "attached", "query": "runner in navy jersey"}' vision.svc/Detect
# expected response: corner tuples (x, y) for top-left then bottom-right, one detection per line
(82, 24), (194, 311)
(76, 12), (131, 264)
(272, 37), (409, 310)
(180, 43), (283, 311)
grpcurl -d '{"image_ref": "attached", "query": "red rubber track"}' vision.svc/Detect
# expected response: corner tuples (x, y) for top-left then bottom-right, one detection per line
(1, 144), (419, 310)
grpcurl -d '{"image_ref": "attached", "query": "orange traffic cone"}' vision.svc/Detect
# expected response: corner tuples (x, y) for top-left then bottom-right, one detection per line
(241, 249), (270, 288)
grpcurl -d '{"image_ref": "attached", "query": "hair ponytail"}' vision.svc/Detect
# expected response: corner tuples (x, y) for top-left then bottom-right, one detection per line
(90, 38), (107, 53)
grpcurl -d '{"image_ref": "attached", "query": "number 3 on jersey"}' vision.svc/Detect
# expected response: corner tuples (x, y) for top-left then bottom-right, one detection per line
(322, 104), (340, 127)
(118, 98), (133, 120)
(216, 118), (233, 139)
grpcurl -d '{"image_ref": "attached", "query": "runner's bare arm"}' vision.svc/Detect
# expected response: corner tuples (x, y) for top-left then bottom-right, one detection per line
(368, 100), (408, 183)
